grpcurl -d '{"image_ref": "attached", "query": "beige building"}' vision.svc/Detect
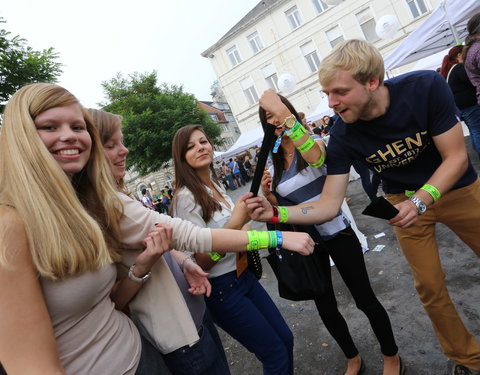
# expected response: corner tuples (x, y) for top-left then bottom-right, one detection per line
(202, 0), (442, 132)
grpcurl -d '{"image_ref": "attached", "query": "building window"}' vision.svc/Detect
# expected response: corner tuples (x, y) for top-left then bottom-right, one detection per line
(261, 63), (279, 91)
(226, 45), (242, 67)
(221, 124), (228, 132)
(247, 31), (264, 54)
(311, 0), (328, 14)
(285, 6), (303, 30)
(225, 137), (235, 146)
(240, 77), (259, 106)
(300, 41), (321, 73)
(326, 26), (344, 48)
(226, 113), (235, 122)
(407, 0), (427, 18)
(356, 8), (379, 43)
(208, 113), (219, 122)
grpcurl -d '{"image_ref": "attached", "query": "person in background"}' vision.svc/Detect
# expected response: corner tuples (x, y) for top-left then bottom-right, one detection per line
(228, 157), (245, 187)
(141, 188), (155, 210)
(222, 161), (235, 190)
(443, 44), (480, 161)
(464, 13), (480, 105)
(171, 124), (313, 375)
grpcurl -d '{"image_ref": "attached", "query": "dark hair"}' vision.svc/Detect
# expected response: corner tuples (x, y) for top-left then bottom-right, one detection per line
(142, 189), (147, 195)
(440, 45), (463, 78)
(258, 94), (308, 192)
(463, 13), (480, 61)
(171, 125), (221, 222)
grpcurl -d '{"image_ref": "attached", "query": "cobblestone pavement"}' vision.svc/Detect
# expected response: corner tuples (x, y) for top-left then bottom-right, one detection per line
(217, 139), (480, 375)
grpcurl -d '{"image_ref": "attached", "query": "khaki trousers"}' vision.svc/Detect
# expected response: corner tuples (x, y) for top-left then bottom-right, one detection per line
(387, 178), (480, 370)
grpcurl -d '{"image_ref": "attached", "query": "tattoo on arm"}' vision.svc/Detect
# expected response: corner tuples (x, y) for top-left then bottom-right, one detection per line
(301, 206), (315, 214)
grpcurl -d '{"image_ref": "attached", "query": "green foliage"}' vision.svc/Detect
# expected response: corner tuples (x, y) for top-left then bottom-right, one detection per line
(0, 18), (62, 113)
(101, 71), (221, 175)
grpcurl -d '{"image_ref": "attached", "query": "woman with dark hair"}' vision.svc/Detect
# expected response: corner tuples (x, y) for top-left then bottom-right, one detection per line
(464, 13), (480, 105)
(258, 91), (402, 375)
(171, 124), (311, 375)
(443, 45), (480, 160)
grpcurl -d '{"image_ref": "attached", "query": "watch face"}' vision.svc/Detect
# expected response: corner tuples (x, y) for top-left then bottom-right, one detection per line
(418, 202), (427, 214)
(284, 115), (297, 129)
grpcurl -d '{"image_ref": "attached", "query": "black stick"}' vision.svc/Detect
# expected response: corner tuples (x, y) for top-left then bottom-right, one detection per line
(249, 124), (277, 196)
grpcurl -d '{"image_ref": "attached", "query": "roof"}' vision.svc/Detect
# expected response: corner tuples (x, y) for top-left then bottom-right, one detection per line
(201, 0), (288, 57)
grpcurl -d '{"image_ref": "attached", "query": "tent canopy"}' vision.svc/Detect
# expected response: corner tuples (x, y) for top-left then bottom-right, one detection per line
(384, 0), (480, 71)
(307, 96), (333, 123)
(215, 126), (264, 160)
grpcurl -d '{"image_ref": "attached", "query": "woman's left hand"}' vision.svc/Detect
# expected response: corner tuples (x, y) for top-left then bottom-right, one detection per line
(183, 261), (212, 297)
(134, 223), (173, 276)
(230, 197), (251, 228)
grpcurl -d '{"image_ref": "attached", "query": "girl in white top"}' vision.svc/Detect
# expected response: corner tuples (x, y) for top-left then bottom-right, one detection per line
(171, 125), (299, 375)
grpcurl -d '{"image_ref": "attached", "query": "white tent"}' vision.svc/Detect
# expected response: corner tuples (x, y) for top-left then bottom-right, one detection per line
(384, 0), (480, 71)
(411, 48), (449, 71)
(215, 126), (264, 159)
(307, 96), (333, 123)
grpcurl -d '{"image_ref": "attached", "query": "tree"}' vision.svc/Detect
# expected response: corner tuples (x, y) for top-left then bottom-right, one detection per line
(0, 18), (62, 113)
(101, 71), (221, 175)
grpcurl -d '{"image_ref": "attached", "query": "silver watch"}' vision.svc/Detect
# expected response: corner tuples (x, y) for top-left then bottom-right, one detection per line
(128, 264), (152, 283)
(408, 196), (427, 215)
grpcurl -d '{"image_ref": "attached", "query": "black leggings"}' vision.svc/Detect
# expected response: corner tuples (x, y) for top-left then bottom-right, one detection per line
(314, 226), (398, 358)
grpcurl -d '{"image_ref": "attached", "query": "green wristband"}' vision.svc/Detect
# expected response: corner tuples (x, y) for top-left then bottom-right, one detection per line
(309, 152), (325, 168)
(268, 231), (278, 248)
(278, 206), (289, 223)
(285, 121), (302, 137)
(246, 230), (259, 251)
(209, 252), (225, 262)
(405, 190), (415, 197)
(420, 184), (441, 201)
(297, 136), (315, 153)
(289, 124), (307, 141)
(258, 231), (270, 249)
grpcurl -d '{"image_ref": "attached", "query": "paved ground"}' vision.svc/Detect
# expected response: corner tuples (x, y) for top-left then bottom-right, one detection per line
(218, 138), (480, 375)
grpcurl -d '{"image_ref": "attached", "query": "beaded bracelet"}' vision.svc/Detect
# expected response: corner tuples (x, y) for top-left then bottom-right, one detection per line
(270, 206), (279, 224)
(297, 136), (315, 153)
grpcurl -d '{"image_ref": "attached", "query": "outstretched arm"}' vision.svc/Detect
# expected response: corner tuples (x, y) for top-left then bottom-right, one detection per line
(245, 173), (349, 225)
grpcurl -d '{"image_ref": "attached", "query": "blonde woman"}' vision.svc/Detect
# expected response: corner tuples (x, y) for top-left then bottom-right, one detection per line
(0, 83), (170, 374)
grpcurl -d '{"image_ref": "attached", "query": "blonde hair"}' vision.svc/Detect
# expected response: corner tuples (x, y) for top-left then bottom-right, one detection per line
(0, 83), (123, 280)
(88, 108), (127, 191)
(318, 39), (385, 87)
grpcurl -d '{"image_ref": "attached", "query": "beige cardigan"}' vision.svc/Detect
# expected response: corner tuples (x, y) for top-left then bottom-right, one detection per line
(118, 193), (212, 354)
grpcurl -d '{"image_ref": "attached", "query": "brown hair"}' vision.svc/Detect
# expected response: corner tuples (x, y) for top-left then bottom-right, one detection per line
(440, 45), (463, 78)
(258, 94), (308, 191)
(171, 125), (221, 222)
(463, 13), (480, 61)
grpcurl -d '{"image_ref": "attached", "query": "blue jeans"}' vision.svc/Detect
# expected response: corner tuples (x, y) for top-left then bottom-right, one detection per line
(206, 270), (294, 375)
(162, 312), (230, 375)
(461, 104), (480, 161)
(226, 174), (236, 190)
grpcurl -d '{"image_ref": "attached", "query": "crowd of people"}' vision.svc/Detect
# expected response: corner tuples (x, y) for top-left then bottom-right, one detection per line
(1, 12), (480, 375)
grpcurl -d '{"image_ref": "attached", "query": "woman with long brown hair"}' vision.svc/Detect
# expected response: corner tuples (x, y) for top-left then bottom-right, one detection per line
(171, 124), (305, 375)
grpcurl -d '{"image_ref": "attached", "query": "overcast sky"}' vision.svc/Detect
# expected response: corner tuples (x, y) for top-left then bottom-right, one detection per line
(2, 0), (260, 108)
